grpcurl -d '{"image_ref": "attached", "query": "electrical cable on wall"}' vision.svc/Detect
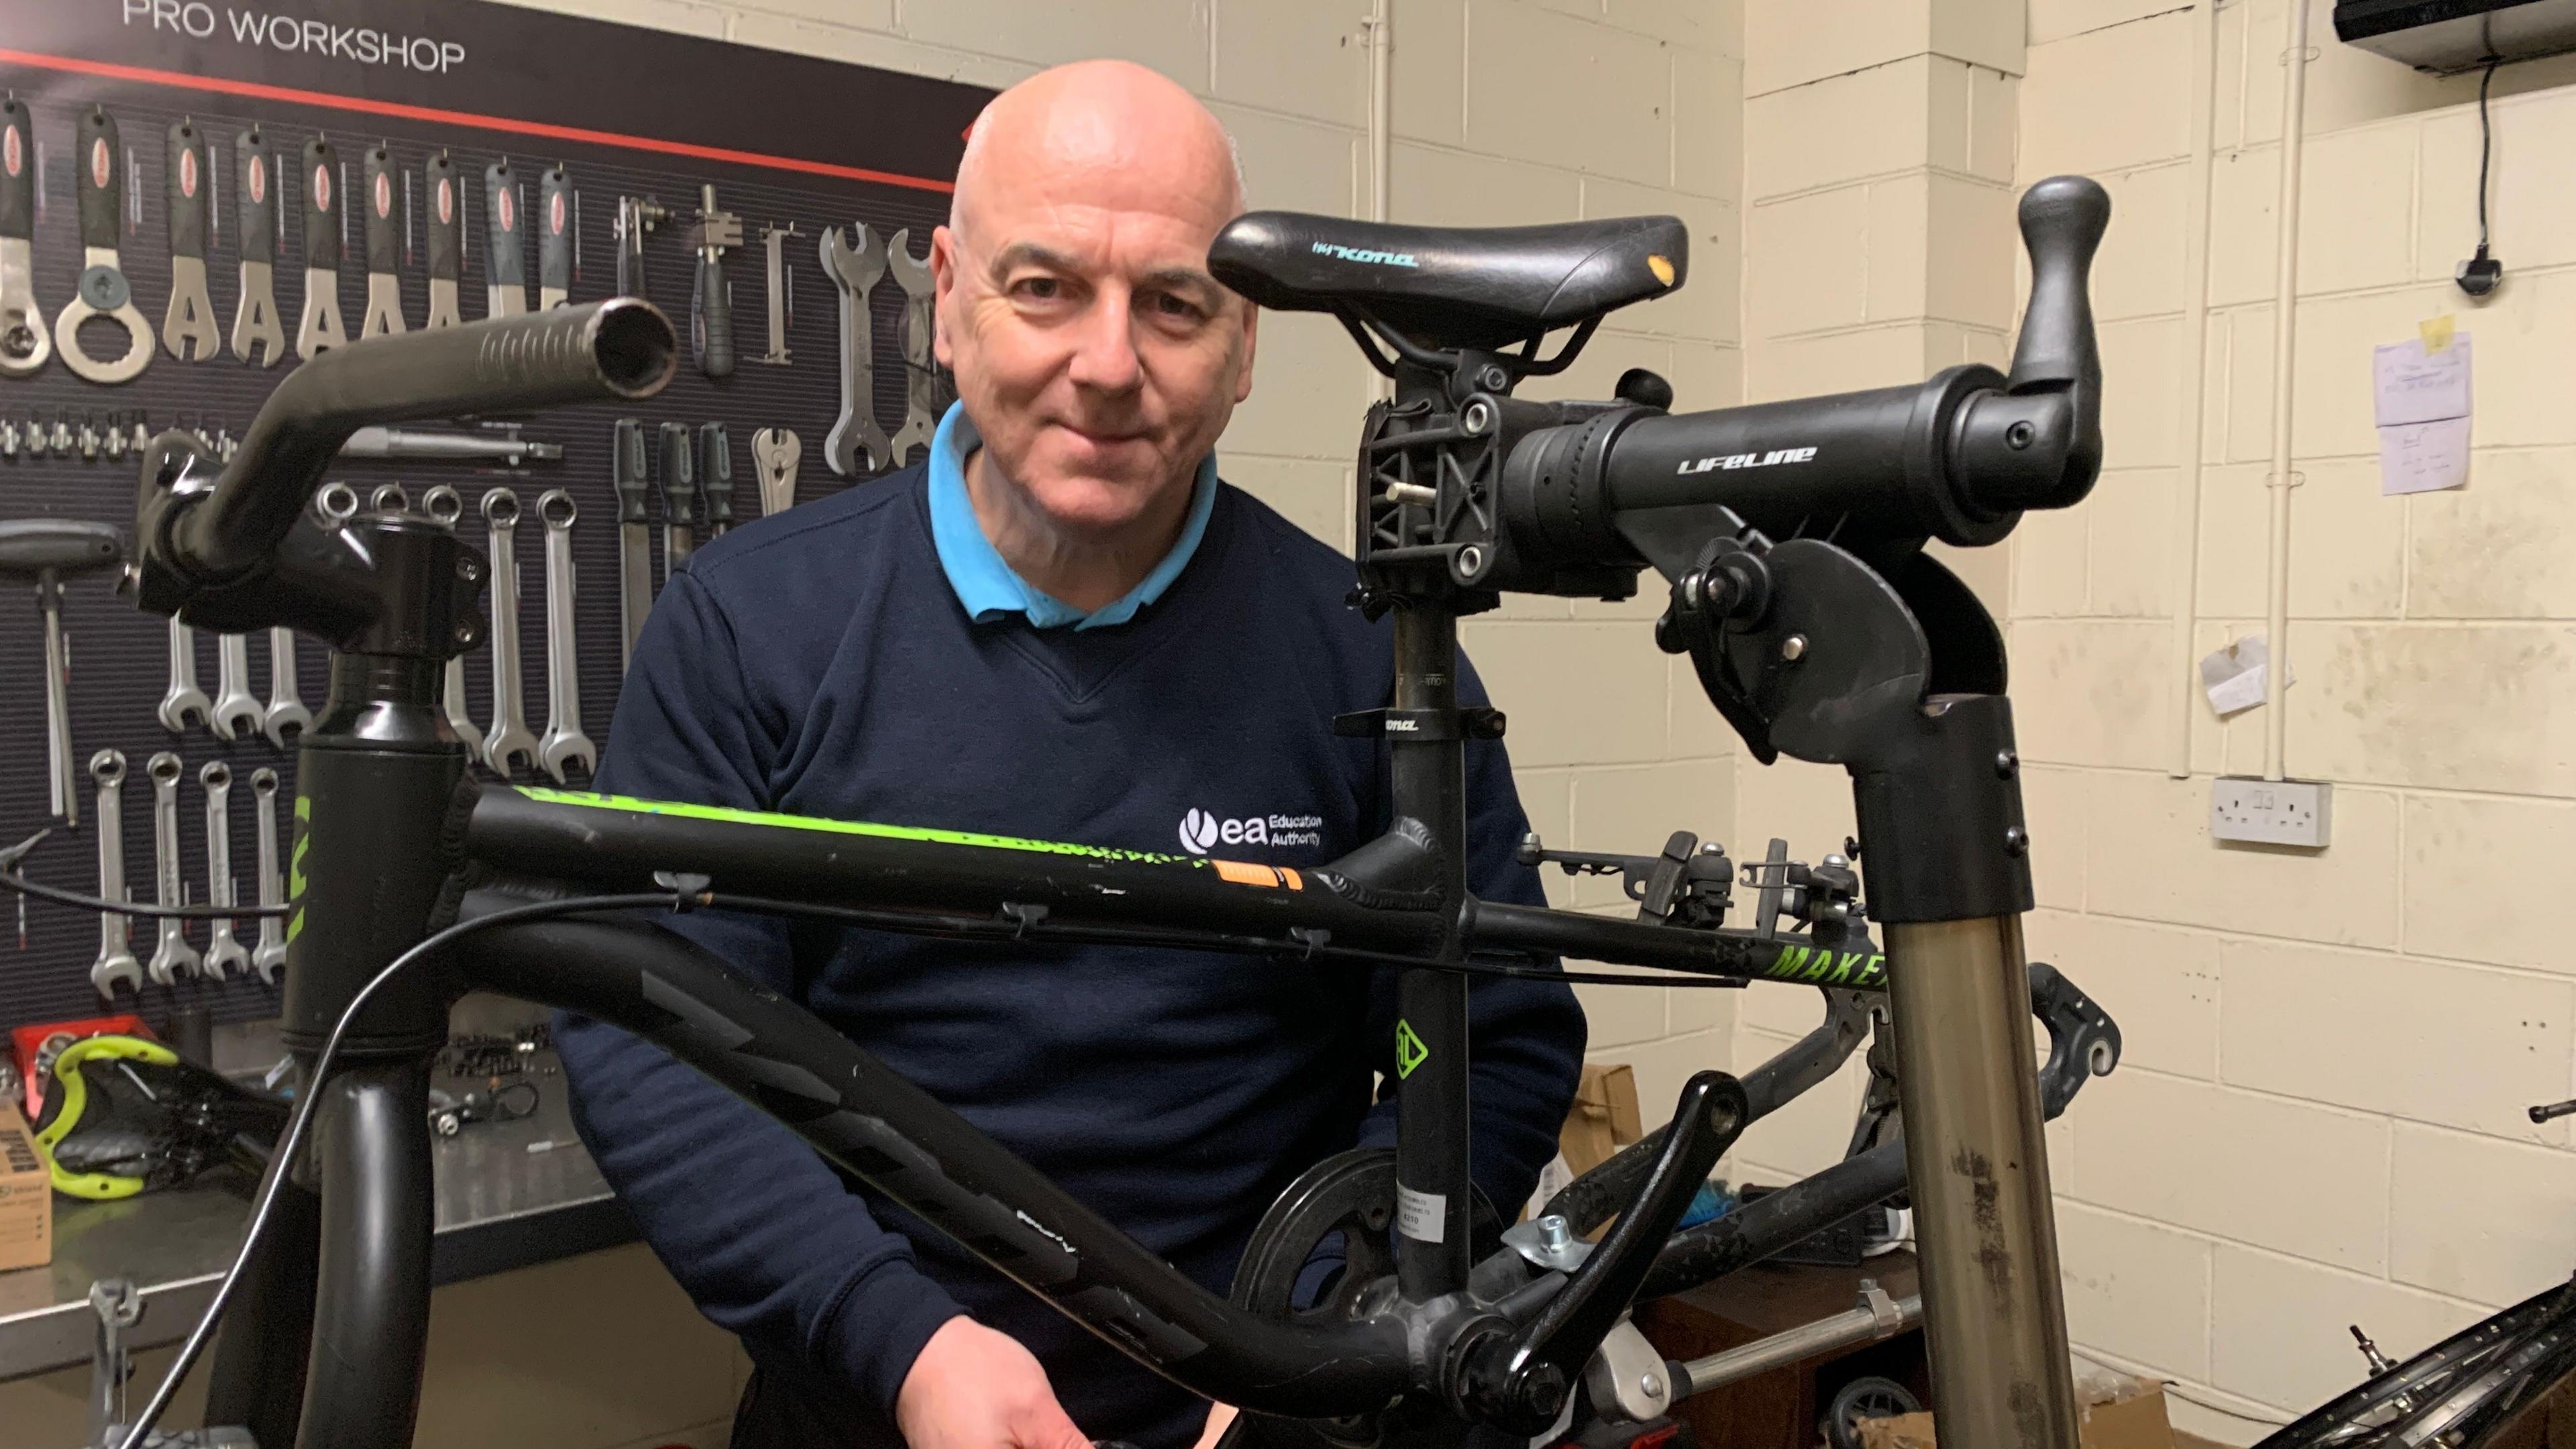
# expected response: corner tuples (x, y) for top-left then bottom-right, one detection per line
(2458, 56), (2505, 297)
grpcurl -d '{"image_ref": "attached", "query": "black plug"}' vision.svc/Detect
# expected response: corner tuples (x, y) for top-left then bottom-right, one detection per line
(2457, 244), (2504, 299)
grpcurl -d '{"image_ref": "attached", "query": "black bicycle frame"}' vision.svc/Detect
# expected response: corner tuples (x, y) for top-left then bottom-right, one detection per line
(129, 163), (2119, 1449)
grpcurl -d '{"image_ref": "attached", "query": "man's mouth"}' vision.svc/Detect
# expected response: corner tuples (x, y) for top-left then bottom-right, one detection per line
(1059, 422), (1150, 448)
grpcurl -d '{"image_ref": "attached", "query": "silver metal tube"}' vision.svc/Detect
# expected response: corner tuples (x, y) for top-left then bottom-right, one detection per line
(1676, 1286), (1921, 1399)
(1888, 914), (2079, 1449)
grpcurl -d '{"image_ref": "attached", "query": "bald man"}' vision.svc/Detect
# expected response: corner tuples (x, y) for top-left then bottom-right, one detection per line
(557, 61), (1584, 1449)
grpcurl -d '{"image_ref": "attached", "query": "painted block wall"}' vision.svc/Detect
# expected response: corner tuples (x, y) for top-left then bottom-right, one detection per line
(0, 1), (1745, 1443)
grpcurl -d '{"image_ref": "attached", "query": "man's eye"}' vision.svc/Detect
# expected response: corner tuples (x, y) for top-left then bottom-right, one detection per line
(1148, 292), (1203, 321)
(1014, 277), (1063, 301)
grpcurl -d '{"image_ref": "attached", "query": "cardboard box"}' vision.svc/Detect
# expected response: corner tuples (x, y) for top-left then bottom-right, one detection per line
(0, 1097), (51, 1272)
(1859, 1375), (2184, 1449)
(1561, 1062), (1643, 1175)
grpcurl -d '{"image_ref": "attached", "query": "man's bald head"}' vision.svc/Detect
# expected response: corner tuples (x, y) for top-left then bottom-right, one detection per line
(949, 60), (1243, 248)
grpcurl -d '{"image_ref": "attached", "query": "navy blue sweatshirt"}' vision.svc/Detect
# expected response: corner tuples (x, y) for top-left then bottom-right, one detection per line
(555, 467), (1585, 1447)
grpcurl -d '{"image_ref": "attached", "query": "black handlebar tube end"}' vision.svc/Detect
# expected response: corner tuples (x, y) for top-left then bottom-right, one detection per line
(154, 300), (676, 587)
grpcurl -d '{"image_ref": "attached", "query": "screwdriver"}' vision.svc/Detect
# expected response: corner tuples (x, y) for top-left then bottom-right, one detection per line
(0, 519), (125, 826)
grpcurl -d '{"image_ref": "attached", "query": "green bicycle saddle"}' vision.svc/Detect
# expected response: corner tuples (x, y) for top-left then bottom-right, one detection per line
(32, 1036), (288, 1199)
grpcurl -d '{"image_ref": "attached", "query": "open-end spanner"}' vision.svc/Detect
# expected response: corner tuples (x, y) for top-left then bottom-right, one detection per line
(359, 142), (406, 338)
(536, 490), (596, 784)
(145, 752), (200, 985)
(200, 761), (248, 980)
(752, 427), (802, 518)
(0, 97), (52, 378)
(818, 223), (891, 476)
(211, 631), (263, 741)
(229, 125), (285, 366)
(159, 618), (210, 733)
(423, 150), (463, 329)
(262, 627), (309, 746)
(55, 105), (154, 385)
(160, 117), (220, 362)
(886, 229), (951, 467)
(421, 485), (486, 757)
(250, 768), (284, 985)
(292, 135), (347, 360)
(89, 751), (143, 1000)
(481, 488), (540, 777)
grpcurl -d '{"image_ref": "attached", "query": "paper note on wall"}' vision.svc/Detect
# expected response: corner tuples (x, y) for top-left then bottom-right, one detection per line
(2200, 634), (2294, 716)
(2373, 332), (2472, 496)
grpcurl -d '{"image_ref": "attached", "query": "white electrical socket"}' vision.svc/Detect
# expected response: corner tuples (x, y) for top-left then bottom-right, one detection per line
(2210, 777), (2332, 849)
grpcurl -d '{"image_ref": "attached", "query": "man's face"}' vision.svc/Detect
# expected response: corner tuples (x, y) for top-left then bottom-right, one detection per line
(931, 158), (1256, 536)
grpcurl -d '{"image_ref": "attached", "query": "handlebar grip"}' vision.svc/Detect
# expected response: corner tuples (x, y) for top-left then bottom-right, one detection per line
(165, 300), (677, 580)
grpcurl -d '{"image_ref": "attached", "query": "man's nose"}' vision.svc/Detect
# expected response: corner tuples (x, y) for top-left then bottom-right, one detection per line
(1065, 290), (1144, 394)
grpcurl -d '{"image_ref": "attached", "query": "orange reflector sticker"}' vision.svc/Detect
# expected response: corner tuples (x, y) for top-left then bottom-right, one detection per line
(1213, 859), (1278, 887)
(1281, 867), (1303, 891)
(1646, 254), (1675, 286)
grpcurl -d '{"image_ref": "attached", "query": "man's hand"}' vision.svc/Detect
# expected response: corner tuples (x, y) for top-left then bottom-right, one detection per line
(898, 1317), (1091, 1449)
(1193, 1403), (1240, 1449)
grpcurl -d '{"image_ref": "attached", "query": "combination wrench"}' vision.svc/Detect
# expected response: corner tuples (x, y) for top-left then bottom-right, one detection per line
(160, 117), (220, 361)
(200, 761), (249, 979)
(421, 485), (486, 757)
(250, 768), (285, 985)
(89, 751), (143, 1000)
(54, 105), (153, 385)
(886, 229), (950, 466)
(145, 752), (201, 985)
(0, 97), (52, 378)
(159, 618), (211, 733)
(211, 631), (264, 741)
(263, 627), (310, 746)
(818, 223), (892, 476)
(229, 125), (285, 366)
(481, 488), (541, 777)
(752, 427), (802, 518)
(536, 490), (596, 784)
(293, 135), (347, 360)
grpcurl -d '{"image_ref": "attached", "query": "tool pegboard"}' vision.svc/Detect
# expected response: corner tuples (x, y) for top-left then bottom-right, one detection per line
(0, 1), (991, 1032)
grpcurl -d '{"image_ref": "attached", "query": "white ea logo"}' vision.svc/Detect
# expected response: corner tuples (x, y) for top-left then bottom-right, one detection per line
(1179, 808), (1220, 855)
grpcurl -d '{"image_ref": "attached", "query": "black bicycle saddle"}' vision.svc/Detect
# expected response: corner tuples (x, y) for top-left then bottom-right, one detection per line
(1209, 211), (1688, 352)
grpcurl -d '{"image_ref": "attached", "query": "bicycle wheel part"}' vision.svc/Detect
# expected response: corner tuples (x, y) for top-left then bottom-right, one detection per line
(2255, 1279), (2576, 1449)
(1823, 1375), (1922, 1449)
(1230, 1146), (1400, 1328)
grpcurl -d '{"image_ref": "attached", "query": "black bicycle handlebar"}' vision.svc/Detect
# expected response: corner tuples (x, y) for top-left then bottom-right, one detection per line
(140, 300), (676, 585)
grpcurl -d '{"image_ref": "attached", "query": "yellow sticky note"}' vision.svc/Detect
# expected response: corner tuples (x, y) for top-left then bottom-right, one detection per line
(2420, 314), (2456, 353)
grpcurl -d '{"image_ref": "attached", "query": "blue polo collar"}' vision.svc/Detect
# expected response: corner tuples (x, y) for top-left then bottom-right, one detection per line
(926, 402), (1219, 631)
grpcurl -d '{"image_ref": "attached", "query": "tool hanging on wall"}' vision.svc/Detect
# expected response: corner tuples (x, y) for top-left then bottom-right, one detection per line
(262, 627), (308, 746)
(612, 417), (652, 669)
(360, 143), (405, 337)
(539, 162), (572, 309)
(484, 157), (527, 317)
(698, 422), (734, 539)
(751, 427), (801, 518)
(144, 752), (197, 985)
(887, 229), (952, 468)
(690, 184), (741, 378)
(757, 221), (801, 365)
(424, 149), (463, 329)
(0, 97), (50, 378)
(159, 618), (208, 733)
(209, 630), (262, 741)
(536, 490), (595, 785)
(657, 419), (698, 571)
(338, 425), (561, 463)
(159, 118), (219, 362)
(55, 105), (153, 384)
(88, 752), (142, 1001)
(481, 488), (539, 779)
(230, 125), (284, 365)
(0, 519), (123, 826)
(292, 135), (345, 360)
(614, 193), (665, 306)
(820, 223), (890, 476)
(200, 762), (248, 981)
(249, 767), (284, 985)
(416, 484), (485, 760)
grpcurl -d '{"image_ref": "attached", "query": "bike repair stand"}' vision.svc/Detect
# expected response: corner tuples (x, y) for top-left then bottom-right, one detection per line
(133, 447), (484, 1449)
(1657, 492), (2080, 1449)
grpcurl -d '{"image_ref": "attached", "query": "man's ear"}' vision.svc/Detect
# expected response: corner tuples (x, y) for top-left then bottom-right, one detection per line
(929, 225), (960, 370)
(1234, 303), (1259, 405)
